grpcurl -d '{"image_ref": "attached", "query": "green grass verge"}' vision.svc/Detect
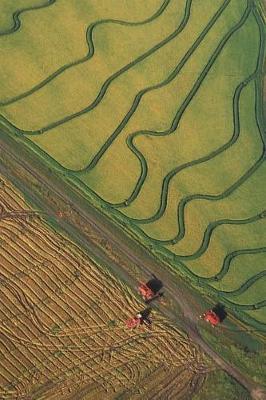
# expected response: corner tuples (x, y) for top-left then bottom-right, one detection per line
(199, 325), (266, 385)
(192, 370), (251, 400)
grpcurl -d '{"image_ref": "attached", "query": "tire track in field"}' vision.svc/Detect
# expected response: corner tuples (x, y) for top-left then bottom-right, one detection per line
(116, 1), (255, 213)
(44, 337), (195, 396)
(0, 217), (133, 336)
(0, 0), (170, 106)
(0, 219), (136, 325)
(151, 367), (195, 400)
(0, 209), (41, 222)
(0, 238), (128, 344)
(35, 353), (154, 400)
(0, 182), (205, 395)
(3, 327), (193, 398)
(0, 232), (126, 331)
(1, 278), (154, 394)
(1, 222), (198, 394)
(0, 268), (84, 373)
(0, 0), (56, 36)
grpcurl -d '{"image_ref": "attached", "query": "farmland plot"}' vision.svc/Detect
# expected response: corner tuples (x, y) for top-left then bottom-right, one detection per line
(0, 0), (265, 330)
(0, 174), (209, 399)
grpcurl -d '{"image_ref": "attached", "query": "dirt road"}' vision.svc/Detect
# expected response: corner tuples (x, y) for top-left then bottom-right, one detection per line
(0, 133), (265, 399)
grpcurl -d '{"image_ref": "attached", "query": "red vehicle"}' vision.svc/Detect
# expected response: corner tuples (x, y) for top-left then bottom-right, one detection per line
(200, 310), (220, 327)
(126, 315), (142, 329)
(200, 304), (227, 327)
(138, 275), (163, 303)
(126, 308), (152, 329)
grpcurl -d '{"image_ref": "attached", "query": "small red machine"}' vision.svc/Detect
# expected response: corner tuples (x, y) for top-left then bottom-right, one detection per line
(138, 275), (163, 302)
(126, 315), (142, 329)
(200, 305), (227, 328)
(200, 309), (220, 327)
(126, 308), (152, 329)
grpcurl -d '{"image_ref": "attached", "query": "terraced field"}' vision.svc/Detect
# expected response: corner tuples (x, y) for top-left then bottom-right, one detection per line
(0, 0), (265, 332)
(0, 174), (210, 399)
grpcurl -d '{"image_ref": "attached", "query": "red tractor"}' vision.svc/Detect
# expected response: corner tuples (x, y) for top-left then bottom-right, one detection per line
(138, 275), (163, 303)
(200, 304), (227, 328)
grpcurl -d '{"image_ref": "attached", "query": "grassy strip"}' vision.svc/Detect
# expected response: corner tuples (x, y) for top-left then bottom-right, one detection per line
(192, 369), (251, 400)
(199, 326), (266, 386)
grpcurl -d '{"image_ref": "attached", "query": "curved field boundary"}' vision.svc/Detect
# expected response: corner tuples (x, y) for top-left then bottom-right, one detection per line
(121, 3), (260, 218)
(224, 299), (266, 310)
(0, 0), (56, 36)
(114, 71), (257, 209)
(122, 4), (265, 244)
(174, 212), (264, 260)
(205, 247), (266, 282)
(78, 0), (231, 173)
(0, 0), (170, 106)
(119, 4), (266, 244)
(131, 152), (265, 246)
(217, 270), (266, 297)
(6, 0), (192, 132)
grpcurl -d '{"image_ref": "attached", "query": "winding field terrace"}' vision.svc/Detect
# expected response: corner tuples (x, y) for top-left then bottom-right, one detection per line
(0, 0), (265, 334)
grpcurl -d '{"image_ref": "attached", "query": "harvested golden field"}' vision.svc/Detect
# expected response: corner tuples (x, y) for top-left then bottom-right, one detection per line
(0, 174), (209, 400)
